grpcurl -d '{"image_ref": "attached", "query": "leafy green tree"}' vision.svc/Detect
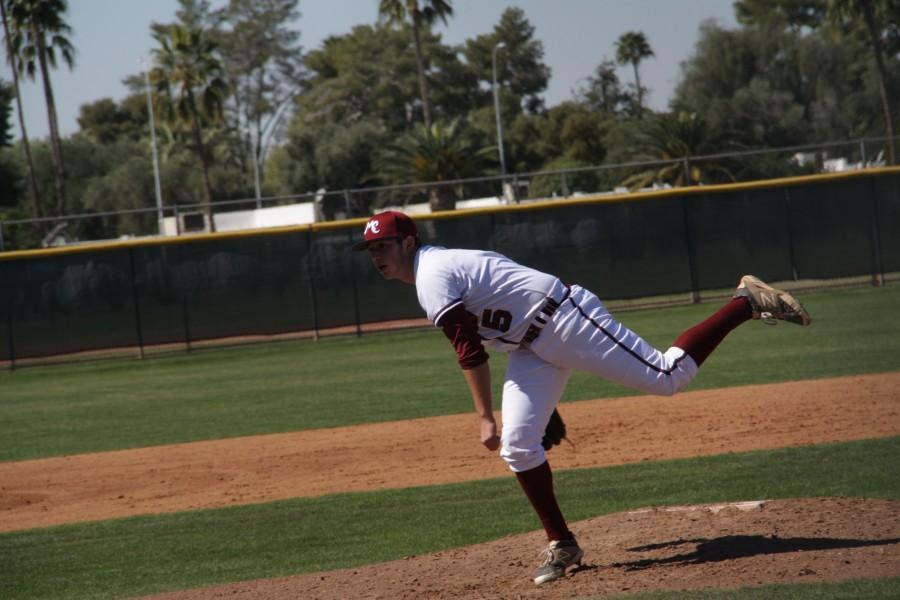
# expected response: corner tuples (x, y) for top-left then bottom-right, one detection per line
(576, 59), (630, 116)
(57, 135), (153, 237)
(377, 118), (493, 211)
(4, 0), (74, 215)
(296, 23), (475, 135)
(615, 30), (654, 116)
(71, 92), (260, 233)
(675, 6), (896, 166)
(213, 0), (306, 195)
(378, 0), (453, 127)
(463, 7), (551, 115)
(0, 80), (22, 215)
(529, 157), (603, 199)
(729, 78), (807, 148)
(538, 102), (612, 165)
(76, 96), (148, 144)
(0, 79), (12, 147)
(462, 7), (551, 176)
(828, 0), (897, 164)
(267, 117), (387, 204)
(473, 107), (545, 174)
(78, 155), (157, 235)
(734, 0), (827, 31)
(0, 148), (22, 210)
(151, 24), (228, 231)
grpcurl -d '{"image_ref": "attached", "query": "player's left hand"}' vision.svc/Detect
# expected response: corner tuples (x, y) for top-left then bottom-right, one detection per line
(480, 417), (500, 451)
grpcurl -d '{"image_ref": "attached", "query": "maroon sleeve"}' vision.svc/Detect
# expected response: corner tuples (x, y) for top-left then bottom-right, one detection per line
(437, 304), (489, 369)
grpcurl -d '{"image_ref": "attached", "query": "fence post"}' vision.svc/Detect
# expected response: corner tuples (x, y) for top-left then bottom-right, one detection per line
(344, 190), (353, 218)
(683, 158), (691, 186)
(4, 267), (14, 369)
(127, 247), (146, 359)
(680, 196), (701, 303)
(0, 222), (5, 252)
(175, 243), (192, 353)
(860, 138), (867, 167)
(174, 206), (182, 236)
(783, 187), (799, 280)
(488, 212), (497, 252)
(868, 176), (885, 287)
(305, 226), (320, 341)
(561, 172), (569, 197)
(348, 228), (362, 337)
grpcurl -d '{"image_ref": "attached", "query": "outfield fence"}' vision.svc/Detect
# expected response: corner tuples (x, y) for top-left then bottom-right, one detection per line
(1, 167), (898, 368)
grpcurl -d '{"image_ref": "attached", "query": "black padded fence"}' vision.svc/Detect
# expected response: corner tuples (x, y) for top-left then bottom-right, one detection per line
(1, 169), (898, 366)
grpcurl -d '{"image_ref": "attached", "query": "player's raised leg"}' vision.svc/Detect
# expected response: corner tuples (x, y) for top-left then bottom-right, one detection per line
(671, 274), (811, 366)
(531, 285), (699, 395)
(531, 276), (810, 395)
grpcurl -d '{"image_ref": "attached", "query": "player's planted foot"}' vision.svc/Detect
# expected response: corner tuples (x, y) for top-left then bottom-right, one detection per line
(533, 538), (583, 585)
(734, 275), (811, 326)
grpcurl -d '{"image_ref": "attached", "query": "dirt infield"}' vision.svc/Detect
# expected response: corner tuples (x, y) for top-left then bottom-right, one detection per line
(2, 372), (900, 534)
(137, 497), (900, 599)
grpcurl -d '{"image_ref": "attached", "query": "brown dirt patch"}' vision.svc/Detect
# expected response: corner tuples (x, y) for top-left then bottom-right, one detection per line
(137, 497), (900, 600)
(2, 372), (900, 533)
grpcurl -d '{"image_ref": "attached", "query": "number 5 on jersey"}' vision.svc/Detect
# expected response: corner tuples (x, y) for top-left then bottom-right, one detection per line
(482, 308), (512, 332)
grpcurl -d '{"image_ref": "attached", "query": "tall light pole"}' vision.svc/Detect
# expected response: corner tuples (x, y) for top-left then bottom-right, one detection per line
(492, 42), (507, 179)
(248, 123), (262, 208)
(139, 57), (165, 235)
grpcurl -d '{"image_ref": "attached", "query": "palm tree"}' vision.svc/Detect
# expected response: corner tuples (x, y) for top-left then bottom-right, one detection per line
(0, 0), (41, 221)
(5, 0), (74, 216)
(827, 0), (895, 165)
(151, 24), (228, 232)
(378, 0), (453, 128)
(621, 112), (736, 190)
(615, 30), (654, 116)
(378, 118), (492, 211)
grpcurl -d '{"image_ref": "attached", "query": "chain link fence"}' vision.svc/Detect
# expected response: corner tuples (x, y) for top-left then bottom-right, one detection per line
(0, 136), (892, 253)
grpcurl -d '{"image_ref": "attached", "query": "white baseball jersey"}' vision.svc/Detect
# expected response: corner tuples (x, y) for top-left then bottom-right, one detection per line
(414, 245), (568, 350)
(411, 243), (698, 474)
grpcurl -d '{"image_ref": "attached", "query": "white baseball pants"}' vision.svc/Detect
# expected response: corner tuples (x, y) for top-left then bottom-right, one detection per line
(500, 285), (699, 472)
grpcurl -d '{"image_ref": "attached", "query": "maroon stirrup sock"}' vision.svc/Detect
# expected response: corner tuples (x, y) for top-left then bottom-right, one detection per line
(514, 461), (573, 541)
(673, 296), (752, 366)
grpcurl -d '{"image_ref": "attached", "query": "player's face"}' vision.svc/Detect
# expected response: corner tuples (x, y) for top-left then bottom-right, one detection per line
(367, 238), (415, 283)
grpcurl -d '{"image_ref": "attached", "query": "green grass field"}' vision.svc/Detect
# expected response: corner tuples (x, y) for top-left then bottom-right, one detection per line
(2, 284), (899, 599)
(2, 284), (899, 462)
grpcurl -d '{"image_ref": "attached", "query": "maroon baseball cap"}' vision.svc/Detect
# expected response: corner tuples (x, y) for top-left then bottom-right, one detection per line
(352, 211), (419, 251)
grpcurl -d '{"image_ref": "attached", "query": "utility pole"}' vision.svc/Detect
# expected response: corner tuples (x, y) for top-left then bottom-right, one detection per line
(139, 57), (165, 235)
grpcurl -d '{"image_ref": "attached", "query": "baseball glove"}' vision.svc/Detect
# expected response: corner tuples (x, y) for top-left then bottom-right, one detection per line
(541, 409), (568, 450)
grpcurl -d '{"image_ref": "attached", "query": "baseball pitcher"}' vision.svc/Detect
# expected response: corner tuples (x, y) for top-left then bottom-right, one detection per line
(353, 211), (810, 585)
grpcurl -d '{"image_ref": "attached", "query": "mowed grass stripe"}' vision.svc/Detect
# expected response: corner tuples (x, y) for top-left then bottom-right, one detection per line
(1, 436), (898, 600)
(3, 285), (900, 462)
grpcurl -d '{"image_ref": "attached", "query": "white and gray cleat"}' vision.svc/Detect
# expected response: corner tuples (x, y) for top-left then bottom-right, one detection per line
(735, 275), (811, 326)
(533, 538), (584, 585)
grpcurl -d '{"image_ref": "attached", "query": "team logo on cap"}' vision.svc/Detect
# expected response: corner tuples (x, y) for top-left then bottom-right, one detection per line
(364, 219), (381, 236)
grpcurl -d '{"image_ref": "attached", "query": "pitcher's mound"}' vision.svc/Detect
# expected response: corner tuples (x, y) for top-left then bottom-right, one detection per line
(142, 497), (900, 599)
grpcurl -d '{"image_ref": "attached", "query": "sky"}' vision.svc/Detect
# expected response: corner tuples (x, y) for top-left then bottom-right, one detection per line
(1, 0), (738, 141)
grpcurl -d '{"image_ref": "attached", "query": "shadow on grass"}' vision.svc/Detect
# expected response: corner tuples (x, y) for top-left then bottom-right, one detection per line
(612, 535), (900, 570)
